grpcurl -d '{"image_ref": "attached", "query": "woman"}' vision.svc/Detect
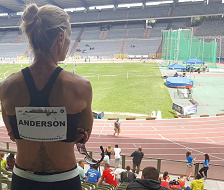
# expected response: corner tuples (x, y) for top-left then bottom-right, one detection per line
(177, 174), (185, 187)
(7, 153), (15, 170)
(199, 154), (210, 180)
(1, 153), (7, 171)
(190, 174), (204, 190)
(186, 151), (196, 181)
(0, 4), (93, 190)
(105, 145), (113, 159)
(159, 171), (170, 187)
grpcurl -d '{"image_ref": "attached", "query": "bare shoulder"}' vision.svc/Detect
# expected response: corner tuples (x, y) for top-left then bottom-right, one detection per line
(61, 70), (92, 94)
(0, 72), (23, 100)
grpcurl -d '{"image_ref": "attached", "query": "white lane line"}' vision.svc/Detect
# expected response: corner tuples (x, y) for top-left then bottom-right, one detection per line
(90, 135), (224, 140)
(205, 137), (216, 143)
(98, 118), (224, 125)
(92, 130), (224, 135)
(133, 143), (137, 147)
(159, 135), (224, 161)
(158, 134), (166, 139)
(93, 124), (224, 129)
(93, 130), (224, 139)
(98, 120), (107, 139)
(84, 146), (224, 150)
(4, 71), (9, 78)
(87, 141), (224, 145)
(143, 153), (224, 155)
(152, 127), (158, 131)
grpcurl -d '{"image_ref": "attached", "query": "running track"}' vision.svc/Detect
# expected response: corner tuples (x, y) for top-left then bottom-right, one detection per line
(88, 117), (224, 163)
(0, 116), (224, 179)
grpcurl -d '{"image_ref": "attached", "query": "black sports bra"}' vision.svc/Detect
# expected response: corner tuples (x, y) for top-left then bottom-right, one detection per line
(8, 67), (81, 142)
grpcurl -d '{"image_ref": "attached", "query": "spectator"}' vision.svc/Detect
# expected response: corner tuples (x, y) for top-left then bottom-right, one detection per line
(131, 146), (144, 174)
(163, 171), (170, 181)
(0, 153), (7, 171)
(114, 165), (125, 182)
(105, 145), (113, 159)
(174, 72), (178, 77)
(6, 153), (15, 170)
(114, 144), (121, 170)
(169, 180), (182, 189)
(186, 151), (196, 181)
(159, 171), (170, 187)
(126, 166), (166, 190)
(86, 164), (100, 184)
(177, 174), (185, 187)
(101, 152), (110, 165)
(113, 118), (121, 137)
(78, 160), (87, 181)
(190, 174), (204, 190)
(97, 163), (117, 187)
(199, 154), (210, 180)
(120, 166), (136, 183)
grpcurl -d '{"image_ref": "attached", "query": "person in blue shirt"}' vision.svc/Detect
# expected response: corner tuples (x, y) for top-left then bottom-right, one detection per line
(199, 154), (210, 180)
(186, 151), (196, 181)
(86, 164), (101, 184)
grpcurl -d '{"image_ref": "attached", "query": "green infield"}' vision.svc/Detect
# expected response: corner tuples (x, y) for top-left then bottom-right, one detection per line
(0, 62), (175, 119)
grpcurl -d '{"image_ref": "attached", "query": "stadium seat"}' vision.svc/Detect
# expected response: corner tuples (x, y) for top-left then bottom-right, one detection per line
(83, 182), (97, 189)
(82, 184), (92, 190)
(1, 183), (7, 190)
(1, 178), (11, 189)
(116, 182), (129, 189)
(97, 184), (115, 190)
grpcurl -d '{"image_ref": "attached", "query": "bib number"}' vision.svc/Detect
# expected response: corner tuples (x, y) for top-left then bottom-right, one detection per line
(16, 107), (67, 141)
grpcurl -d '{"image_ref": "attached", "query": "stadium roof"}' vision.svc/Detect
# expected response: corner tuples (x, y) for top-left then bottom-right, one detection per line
(0, 0), (205, 14)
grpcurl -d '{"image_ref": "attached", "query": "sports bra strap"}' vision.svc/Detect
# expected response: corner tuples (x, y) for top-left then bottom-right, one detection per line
(21, 67), (37, 98)
(21, 67), (63, 107)
(42, 67), (63, 96)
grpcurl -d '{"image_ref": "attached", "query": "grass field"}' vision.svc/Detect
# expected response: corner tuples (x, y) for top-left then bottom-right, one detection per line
(0, 62), (175, 119)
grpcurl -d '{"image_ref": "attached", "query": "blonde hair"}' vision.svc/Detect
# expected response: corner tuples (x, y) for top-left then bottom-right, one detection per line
(20, 4), (69, 56)
(107, 145), (112, 150)
(138, 146), (142, 152)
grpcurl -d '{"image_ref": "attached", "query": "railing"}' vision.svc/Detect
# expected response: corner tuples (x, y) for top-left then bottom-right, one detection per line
(0, 141), (224, 181)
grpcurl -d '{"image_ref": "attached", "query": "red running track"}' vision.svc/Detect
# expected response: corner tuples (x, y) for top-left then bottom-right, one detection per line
(88, 117), (224, 164)
(0, 116), (224, 179)
(0, 116), (224, 163)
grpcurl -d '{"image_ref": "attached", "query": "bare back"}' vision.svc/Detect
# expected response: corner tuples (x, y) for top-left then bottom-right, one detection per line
(0, 64), (93, 173)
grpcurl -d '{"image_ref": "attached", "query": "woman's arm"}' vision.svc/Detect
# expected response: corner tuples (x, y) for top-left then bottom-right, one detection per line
(1, 105), (15, 142)
(75, 80), (93, 144)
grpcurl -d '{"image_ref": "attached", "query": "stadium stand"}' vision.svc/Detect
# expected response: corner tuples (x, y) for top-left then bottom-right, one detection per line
(70, 11), (99, 23)
(172, 2), (221, 17)
(0, 17), (20, 27)
(125, 39), (161, 55)
(149, 22), (168, 37)
(0, 31), (18, 43)
(0, 43), (28, 57)
(106, 28), (127, 40)
(194, 19), (224, 37)
(77, 40), (121, 57)
(168, 19), (188, 30)
(81, 26), (101, 40)
(98, 9), (127, 21)
(127, 5), (170, 19)
(1, 1), (224, 58)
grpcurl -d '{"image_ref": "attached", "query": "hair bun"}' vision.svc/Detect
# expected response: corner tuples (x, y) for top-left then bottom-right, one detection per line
(22, 4), (39, 24)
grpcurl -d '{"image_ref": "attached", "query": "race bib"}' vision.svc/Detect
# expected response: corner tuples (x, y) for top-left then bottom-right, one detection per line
(15, 107), (67, 141)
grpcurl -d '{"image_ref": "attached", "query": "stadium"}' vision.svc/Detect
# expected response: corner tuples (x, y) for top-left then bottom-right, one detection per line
(0, 0), (224, 189)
